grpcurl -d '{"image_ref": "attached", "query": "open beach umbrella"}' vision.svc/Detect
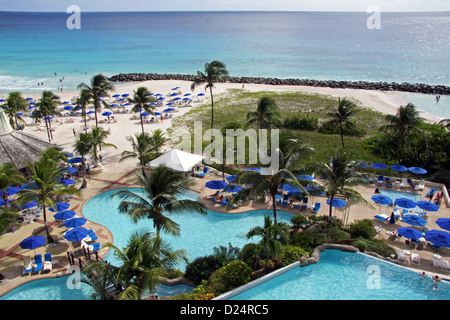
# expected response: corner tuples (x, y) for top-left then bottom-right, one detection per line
(163, 108), (175, 112)
(205, 180), (228, 190)
(402, 214), (427, 227)
(326, 198), (347, 208)
(0, 186), (21, 197)
(435, 218), (450, 231)
(296, 174), (314, 181)
(390, 164), (408, 172)
(141, 112), (151, 117)
(282, 184), (302, 193)
(197, 93), (205, 96)
(54, 210), (76, 220)
(67, 157), (85, 164)
(102, 111), (112, 116)
(370, 163), (388, 169)
(408, 167), (427, 174)
(394, 198), (417, 209)
(424, 230), (450, 248)
(416, 201), (439, 213)
(226, 175), (237, 182)
(224, 185), (243, 193)
(61, 167), (77, 175)
(20, 201), (38, 210)
(64, 217), (87, 228)
(154, 112), (161, 116)
(60, 179), (76, 186)
(64, 227), (89, 242)
(371, 195), (393, 206)
(20, 236), (46, 255)
(121, 94), (129, 97)
(245, 168), (261, 173)
(397, 227), (423, 240)
(63, 106), (74, 111)
(48, 202), (70, 212)
(0, 199), (10, 207)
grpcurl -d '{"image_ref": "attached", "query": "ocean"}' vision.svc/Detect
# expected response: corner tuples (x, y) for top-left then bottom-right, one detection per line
(0, 11), (449, 118)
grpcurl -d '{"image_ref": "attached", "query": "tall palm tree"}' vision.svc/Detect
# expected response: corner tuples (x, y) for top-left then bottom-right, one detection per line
(77, 74), (114, 128)
(73, 132), (93, 189)
(120, 133), (154, 177)
(245, 97), (281, 130)
(0, 162), (26, 209)
(17, 154), (81, 243)
(76, 89), (92, 130)
(89, 127), (117, 165)
(316, 148), (373, 223)
(148, 129), (167, 157)
(247, 215), (289, 265)
(379, 103), (423, 163)
(111, 166), (207, 242)
(327, 97), (359, 148)
(33, 91), (59, 142)
(129, 87), (156, 134)
(231, 132), (314, 223)
(190, 60), (229, 142)
(3, 92), (28, 129)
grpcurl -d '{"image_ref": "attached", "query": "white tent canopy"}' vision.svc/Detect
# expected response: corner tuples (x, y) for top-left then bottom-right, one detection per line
(149, 149), (204, 172)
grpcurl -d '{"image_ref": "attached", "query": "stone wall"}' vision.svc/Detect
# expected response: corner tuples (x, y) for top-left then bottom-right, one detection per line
(108, 73), (450, 95)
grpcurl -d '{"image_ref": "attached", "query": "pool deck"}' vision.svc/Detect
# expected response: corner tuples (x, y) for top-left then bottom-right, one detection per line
(0, 164), (449, 297)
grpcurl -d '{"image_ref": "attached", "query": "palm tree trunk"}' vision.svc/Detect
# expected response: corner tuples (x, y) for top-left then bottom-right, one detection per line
(271, 191), (278, 224)
(328, 195), (334, 223)
(81, 159), (87, 189)
(339, 123), (345, 148)
(209, 86), (214, 144)
(42, 205), (54, 243)
(140, 111), (144, 134)
(44, 118), (51, 142)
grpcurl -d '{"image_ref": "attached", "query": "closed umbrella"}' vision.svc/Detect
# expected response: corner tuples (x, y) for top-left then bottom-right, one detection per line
(64, 227), (89, 242)
(54, 210), (76, 220)
(435, 218), (450, 231)
(205, 180), (228, 190)
(397, 227), (423, 239)
(64, 217), (87, 228)
(402, 214), (427, 227)
(425, 230), (450, 248)
(20, 236), (46, 255)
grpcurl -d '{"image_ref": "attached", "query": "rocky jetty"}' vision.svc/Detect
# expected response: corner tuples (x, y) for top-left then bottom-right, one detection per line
(108, 73), (450, 95)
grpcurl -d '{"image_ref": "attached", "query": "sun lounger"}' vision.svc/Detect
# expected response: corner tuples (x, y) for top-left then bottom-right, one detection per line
(417, 180), (425, 191)
(312, 202), (321, 214)
(399, 178), (407, 188)
(377, 176), (384, 186)
(43, 253), (53, 272)
(23, 256), (33, 274)
(281, 201), (288, 207)
(397, 252), (407, 265)
(411, 253), (420, 265)
(196, 167), (208, 178)
(437, 260), (449, 271)
(88, 242), (101, 252)
(275, 195), (282, 205)
(33, 254), (43, 273)
(220, 198), (229, 206)
(375, 214), (390, 224)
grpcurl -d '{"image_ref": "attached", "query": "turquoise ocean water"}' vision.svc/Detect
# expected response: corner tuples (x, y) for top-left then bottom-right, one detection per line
(0, 11), (449, 117)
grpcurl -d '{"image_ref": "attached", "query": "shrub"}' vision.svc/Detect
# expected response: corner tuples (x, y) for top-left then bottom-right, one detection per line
(238, 243), (261, 270)
(348, 219), (376, 240)
(319, 120), (366, 136)
(283, 114), (319, 131)
(291, 215), (309, 229)
(184, 255), (222, 285)
(207, 261), (253, 294)
(280, 245), (309, 265)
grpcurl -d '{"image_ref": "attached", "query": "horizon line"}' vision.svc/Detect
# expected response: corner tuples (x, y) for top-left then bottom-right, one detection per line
(1, 10), (450, 14)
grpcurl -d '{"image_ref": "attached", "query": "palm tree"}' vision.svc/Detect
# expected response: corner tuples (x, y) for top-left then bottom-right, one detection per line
(231, 132), (314, 223)
(73, 132), (93, 189)
(148, 129), (167, 157)
(3, 92), (28, 129)
(33, 91), (59, 142)
(120, 133), (154, 177)
(379, 103), (423, 163)
(129, 87), (156, 134)
(81, 261), (120, 300)
(316, 148), (373, 223)
(89, 127), (117, 166)
(245, 97), (281, 130)
(111, 166), (207, 242)
(77, 74), (114, 128)
(0, 207), (17, 235)
(0, 162), (26, 209)
(17, 154), (81, 243)
(247, 215), (289, 266)
(76, 89), (91, 130)
(327, 97), (359, 148)
(190, 60), (229, 142)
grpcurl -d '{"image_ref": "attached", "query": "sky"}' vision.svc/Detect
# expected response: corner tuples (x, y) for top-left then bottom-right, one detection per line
(0, 0), (449, 12)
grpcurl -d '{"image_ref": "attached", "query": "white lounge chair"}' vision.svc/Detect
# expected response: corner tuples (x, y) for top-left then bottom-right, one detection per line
(397, 252), (407, 265)
(411, 253), (420, 265)
(437, 260), (449, 271)
(399, 178), (407, 188)
(417, 180), (425, 191)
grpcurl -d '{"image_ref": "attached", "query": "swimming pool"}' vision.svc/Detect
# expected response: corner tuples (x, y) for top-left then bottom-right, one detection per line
(380, 189), (421, 211)
(222, 250), (450, 300)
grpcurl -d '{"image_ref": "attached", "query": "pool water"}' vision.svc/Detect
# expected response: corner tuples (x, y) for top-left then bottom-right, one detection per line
(380, 189), (421, 211)
(82, 188), (295, 269)
(228, 250), (450, 300)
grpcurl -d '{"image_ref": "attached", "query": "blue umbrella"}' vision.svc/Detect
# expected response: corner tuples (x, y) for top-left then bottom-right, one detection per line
(408, 167), (427, 174)
(245, 168), (261, 173)
(121, 94), (130, 97)
(371, 194), (393, 206)
(20, 236), (46, 254)
(64, 217), (87, 228)
(20, 201), (38, 210)
(390, 164), (408, 172)
(67, 157), (85, 164)
(63, 106), (74, 110)
(424, 230), (450, 248)
(54, 210), (76, 220)
(226, 175), (237, 182)
(394, 198), (417, 209)
(282, 184), (302, 193)
(141, 112), (151, 116)
(370, 163), (388, 169)
(296, 174), (314, 181)
(163, 108), (175, 112)
(102, 111), (112, 116)
(0, 186), (21, 197)
(64, 227), (89, 242)
(154, 112), (161, 115)
(326, 198), (347, 207)
(60, 179), (76, 186)
(435, 218), (450, 231)
(112, 94), (120, 98)
(48, 202), (70, 212)
(224, 185), (243, 193)
(197, 93), (205, 96)
(397, 227), (423, 239)
(0, 199), (11, 207)
(402, 214), (427, 227)
(359, 161), (369, 168)
(416, 201), (439, 212)
(61, 167), (77, 174)
(205, 180), (228, 190)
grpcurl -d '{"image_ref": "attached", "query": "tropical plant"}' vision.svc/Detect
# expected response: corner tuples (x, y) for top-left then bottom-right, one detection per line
(73, 132), (93, 188)
(190, 60), (229, 142)
(120, 132), (154, 176)
(17, 154), (81, 243)
(0, 207), (18, 234)
(245, 97), (281, 130)
(2, 92), (28, 129)
(129, 86), (156, 133)
(33, 91), (60, 142)
(88, 127), (117, 165)
(0, 162), (26, 209)
(77, 74), (114, 128)
(111, 166), (207, 242)
(148, 129), (167, 157)
(316, 148), (373, 223)
(378, 103), (423, 163)
(326, 97), (359, 148)
(76, 89), (92, 130)
(81, 261), (120, 300)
